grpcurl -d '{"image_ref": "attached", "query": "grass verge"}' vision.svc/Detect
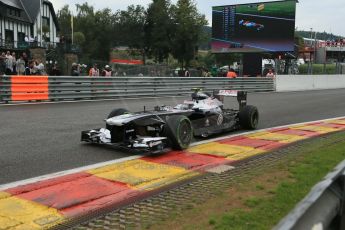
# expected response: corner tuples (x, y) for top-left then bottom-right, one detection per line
(149, 131), (345, 230)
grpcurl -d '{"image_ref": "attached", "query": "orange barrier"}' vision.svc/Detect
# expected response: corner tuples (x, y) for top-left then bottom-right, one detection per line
(10, 76), (49, 101)
(11, 84), (49, 92)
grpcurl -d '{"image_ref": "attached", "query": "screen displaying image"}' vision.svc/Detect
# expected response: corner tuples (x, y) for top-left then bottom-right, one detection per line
(212, 0), (296, 53)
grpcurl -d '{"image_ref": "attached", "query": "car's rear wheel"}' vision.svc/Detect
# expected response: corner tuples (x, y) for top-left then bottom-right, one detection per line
(165, 115), (193, 150)
(106, 108), (129, 142)
(239, 105), (259, 130)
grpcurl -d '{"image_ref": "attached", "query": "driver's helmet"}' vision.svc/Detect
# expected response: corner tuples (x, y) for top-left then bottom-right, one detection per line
(191, 91), (210, 100)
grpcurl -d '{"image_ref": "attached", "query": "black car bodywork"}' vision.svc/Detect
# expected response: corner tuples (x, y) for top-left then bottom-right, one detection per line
(81, 89), (259, 153)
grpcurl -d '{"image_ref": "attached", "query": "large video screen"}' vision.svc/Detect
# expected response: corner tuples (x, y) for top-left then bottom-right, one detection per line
(212, 0), (296, 53)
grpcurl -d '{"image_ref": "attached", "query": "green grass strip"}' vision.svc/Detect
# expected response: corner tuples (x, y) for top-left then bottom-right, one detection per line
(214, 132), (345, 230)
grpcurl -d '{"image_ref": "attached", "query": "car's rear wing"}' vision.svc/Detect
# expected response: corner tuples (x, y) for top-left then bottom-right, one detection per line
(213, 90), (247, 110)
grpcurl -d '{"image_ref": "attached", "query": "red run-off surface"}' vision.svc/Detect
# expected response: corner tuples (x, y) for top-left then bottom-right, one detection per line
(1, 118), (345, 229)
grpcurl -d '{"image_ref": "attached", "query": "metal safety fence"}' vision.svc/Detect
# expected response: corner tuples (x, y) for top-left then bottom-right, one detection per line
(0, 76), (275, 103)
(274, 160), (345, 230)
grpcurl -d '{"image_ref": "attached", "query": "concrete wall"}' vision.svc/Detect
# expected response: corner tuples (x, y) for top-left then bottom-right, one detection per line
(276, 75), (345, 92)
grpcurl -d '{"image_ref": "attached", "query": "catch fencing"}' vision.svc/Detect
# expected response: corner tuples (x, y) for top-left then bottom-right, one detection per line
(0, 76), (274, 103)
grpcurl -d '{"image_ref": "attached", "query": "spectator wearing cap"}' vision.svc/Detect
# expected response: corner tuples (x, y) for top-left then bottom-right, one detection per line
(102, 65), (112, 76)
(71, 63), (80, 76)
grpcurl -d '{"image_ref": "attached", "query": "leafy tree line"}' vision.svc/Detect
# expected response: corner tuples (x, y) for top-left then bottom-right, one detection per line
(57, 0), (207, 68)
(295, 30), (343, 41)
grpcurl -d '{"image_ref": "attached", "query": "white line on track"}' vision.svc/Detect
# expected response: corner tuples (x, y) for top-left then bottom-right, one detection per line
(1, 116), (345, 190)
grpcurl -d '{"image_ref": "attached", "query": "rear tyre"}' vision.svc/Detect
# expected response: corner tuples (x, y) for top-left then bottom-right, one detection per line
(106, 108), (129, 142)
(239, 105), (259, 130)
(165, 115), (193, 150)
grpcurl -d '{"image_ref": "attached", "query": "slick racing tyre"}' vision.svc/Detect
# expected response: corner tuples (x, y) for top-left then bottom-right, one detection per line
(106, 108), (129, 142)
(165, 115), (193, 150)
(239, 105), (259, 130)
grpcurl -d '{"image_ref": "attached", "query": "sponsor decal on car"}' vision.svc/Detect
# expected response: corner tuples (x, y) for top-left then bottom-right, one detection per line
(218, 90), (238, 96)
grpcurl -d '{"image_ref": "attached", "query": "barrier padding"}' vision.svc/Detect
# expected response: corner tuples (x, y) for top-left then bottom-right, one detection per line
(1, 118), (345, 229)
(10, 76), (49, 101)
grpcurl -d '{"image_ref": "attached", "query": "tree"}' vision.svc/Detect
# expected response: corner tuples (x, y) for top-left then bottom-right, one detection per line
(56, 5), (72, 40)
(73, 32), (86, 46)
(73, 3), (116, 61)
(171, 0), (207, 68)
(294, 34), (305, 57)
(145, 0), (174, 63)
(116, 5), (147, 63)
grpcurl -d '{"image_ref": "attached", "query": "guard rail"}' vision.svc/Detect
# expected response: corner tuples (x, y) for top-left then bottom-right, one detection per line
(0, 76), (275, 103)
(274, 160), (345, 230)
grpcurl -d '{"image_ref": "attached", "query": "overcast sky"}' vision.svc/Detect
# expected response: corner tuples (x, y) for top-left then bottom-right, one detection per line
(49, 0), (345, 37)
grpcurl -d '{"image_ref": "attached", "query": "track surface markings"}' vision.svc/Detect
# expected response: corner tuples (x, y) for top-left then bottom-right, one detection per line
(1, 117), (345, 229)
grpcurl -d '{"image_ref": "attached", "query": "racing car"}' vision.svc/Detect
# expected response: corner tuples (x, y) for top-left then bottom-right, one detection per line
(81, 89), (259, 153)
(239, 19), (265, 31)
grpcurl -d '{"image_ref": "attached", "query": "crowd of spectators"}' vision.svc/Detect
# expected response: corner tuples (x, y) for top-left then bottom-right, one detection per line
(324, 38), (345, 47)
(0, 51), (46, 76)
(70, 63), (119, 77)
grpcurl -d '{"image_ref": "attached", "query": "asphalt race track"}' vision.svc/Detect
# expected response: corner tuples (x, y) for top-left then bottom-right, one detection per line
(1, 89), (345, 184)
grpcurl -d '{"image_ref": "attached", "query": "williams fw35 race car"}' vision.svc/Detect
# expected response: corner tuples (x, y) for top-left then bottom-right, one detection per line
(81, 89), (259, 154)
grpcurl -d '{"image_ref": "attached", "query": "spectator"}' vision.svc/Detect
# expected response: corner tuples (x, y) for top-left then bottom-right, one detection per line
(50, 64), (61, 76)
(184, 69), (190, 77)
(29, 60), (43, 75)
(266, 68), (275, 78)
(71, 63), (80, 76)
(89, 64), (99, 76)
(0, 52), (6, 75)
(79, 64), (88, 76)
(22, 52), (29, 67)
(36, 60), (46, 75)
(16, 55), (26, 75)
(101, 65), (112, 76)
(204, 69), (211, 77)
(226, 68), (237, 78)
(12, 52), (17, 74)
(5, 51), (14, 75)
(24, 60), (35, 75)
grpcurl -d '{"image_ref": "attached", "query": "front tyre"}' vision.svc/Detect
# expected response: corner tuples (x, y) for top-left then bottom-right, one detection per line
(165, 115), (193, 150)
(239, 105), (259, 130)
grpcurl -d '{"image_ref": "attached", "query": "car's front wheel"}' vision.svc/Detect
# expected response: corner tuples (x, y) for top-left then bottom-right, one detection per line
(164, 115), (193, 150)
